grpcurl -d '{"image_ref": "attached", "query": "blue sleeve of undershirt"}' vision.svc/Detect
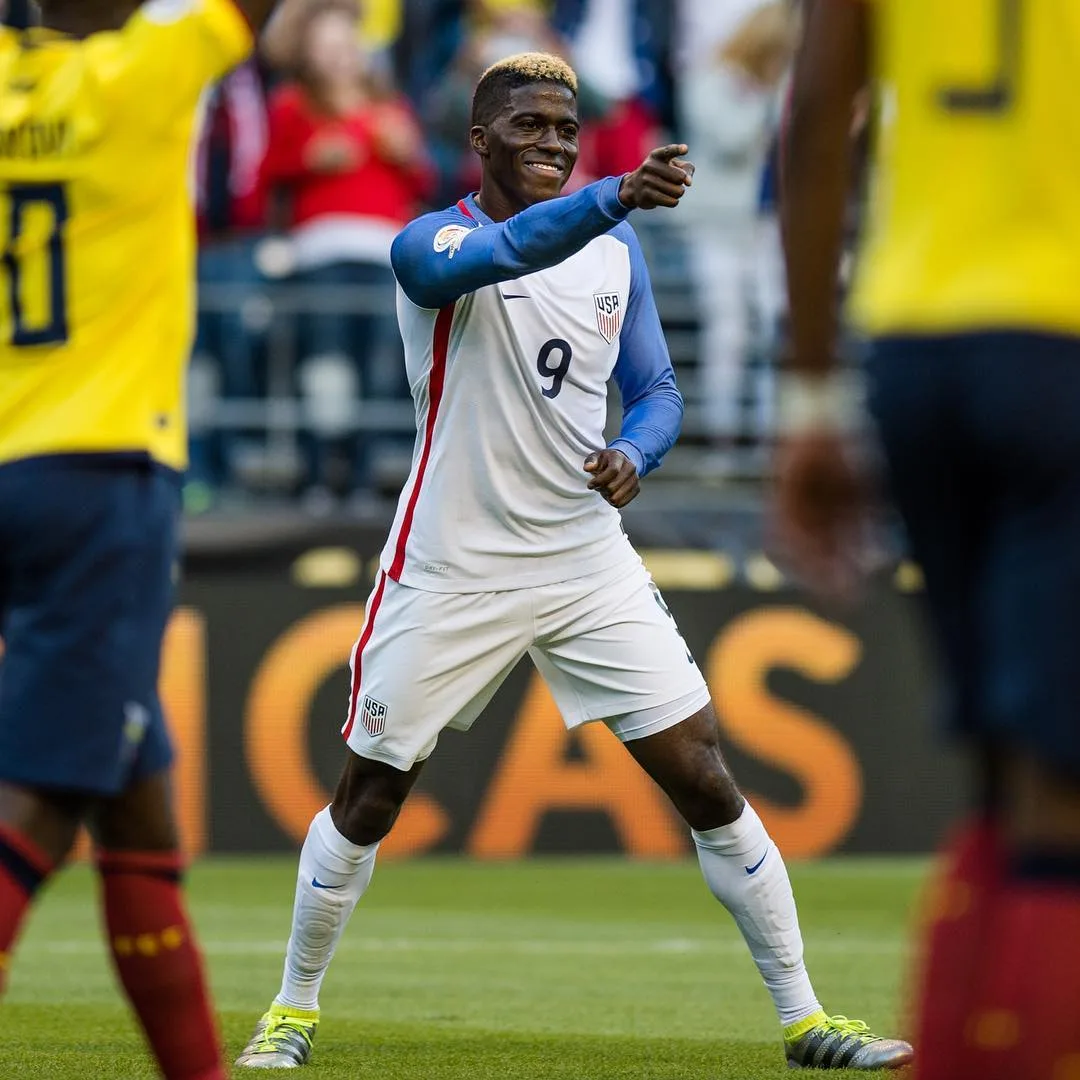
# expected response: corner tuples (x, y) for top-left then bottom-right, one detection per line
(606, 224), (684, 478)
(390, 176), (630, 310)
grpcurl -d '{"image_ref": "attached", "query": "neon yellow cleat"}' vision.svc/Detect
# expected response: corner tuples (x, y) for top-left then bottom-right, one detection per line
(235, 1003), (319, 1069)
(784, 1012), (914, 1070)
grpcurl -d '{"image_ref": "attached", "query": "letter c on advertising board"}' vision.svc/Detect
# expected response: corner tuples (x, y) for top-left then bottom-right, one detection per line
(243, 605), (449, 857)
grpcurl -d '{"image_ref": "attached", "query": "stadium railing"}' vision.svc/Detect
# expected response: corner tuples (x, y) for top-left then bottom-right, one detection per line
(191, 219), (784, 498)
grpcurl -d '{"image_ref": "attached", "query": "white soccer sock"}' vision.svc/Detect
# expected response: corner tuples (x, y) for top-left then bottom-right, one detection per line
(692, 801), (822, 1028)
(275, 805), (379, 1011)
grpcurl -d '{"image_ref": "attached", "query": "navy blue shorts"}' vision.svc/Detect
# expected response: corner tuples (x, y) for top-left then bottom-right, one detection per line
(868, 332), (1080, 776)
(0, 456), (178, 796)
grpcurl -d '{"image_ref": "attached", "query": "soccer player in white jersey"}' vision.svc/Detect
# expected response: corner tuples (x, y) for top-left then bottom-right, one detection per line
(236, 53), (912, 1073)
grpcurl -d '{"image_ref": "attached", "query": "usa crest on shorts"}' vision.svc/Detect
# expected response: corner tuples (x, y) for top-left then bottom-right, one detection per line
(594, 292), (622, 343)
(361, 695), (388, 737)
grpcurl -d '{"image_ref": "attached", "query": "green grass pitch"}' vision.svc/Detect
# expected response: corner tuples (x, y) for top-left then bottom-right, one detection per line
(5, 857), (927, 1078)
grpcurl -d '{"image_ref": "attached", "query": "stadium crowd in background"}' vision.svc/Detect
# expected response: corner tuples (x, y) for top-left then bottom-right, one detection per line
(0, 0), (800, 511)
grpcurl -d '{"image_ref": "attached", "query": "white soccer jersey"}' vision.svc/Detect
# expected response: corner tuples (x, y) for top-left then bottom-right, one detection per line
(380, 176), (684, 592)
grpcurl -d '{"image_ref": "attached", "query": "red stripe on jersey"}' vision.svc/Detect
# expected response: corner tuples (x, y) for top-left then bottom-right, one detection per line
(387, 301), (455, 582)
(342, 571), (388, 741)
(456, 198), (476, 221)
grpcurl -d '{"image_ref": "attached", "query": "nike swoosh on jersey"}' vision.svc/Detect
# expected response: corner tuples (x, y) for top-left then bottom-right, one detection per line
(500, 293), (531, 300)
(311, 877), (344, 890)
(744, 849), (769, 875)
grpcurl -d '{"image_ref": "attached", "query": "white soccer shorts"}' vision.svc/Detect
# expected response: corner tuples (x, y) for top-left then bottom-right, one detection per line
(342, 558), (711, 770)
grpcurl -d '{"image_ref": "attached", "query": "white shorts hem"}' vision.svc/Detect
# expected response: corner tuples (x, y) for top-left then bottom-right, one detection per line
(609, 684), (713, 743)
(342, 735), (431, 773)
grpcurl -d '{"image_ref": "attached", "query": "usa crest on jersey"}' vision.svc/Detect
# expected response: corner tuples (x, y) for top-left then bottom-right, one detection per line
(594, 292), (622, 343)
(361, 695), (388, 737)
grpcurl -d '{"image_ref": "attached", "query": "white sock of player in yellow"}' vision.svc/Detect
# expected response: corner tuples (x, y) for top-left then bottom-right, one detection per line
(692, 800), (822, 1027)
(275, 806), (378, 1011)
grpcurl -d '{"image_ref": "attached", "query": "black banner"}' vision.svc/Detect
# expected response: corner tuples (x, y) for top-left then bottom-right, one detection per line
(156, 519), (962, 859)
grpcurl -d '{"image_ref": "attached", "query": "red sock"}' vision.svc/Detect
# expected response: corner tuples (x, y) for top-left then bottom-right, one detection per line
(97, 850), (225, 1080)
(911, 817), (1005, 1080)
(0, 825), (53, 994)
(962, 869), (1080, 1080)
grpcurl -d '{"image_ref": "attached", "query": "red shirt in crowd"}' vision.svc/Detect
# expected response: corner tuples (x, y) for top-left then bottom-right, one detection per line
(261, 85), (434, 230)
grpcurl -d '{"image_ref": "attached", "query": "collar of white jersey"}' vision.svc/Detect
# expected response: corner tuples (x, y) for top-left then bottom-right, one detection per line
(460, 193), (492, 226)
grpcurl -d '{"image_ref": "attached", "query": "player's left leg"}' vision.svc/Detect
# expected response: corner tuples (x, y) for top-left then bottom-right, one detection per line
(92, 768), (226, 1080)
(534, 559), (912, 1070)
(625, 709), (912, 1071)
(238, 578), (533, 1069)
(871, 331), (1080, 1079)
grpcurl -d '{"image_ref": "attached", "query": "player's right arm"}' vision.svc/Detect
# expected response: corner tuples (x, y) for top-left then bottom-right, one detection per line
(781, 0), (869, 380)
(775, 0), (872, 596)
(89, 0), (288, 119)
(391, 146), (694, 310)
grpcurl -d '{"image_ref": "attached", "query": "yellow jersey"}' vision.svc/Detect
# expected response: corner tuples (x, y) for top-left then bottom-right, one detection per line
(0, 0), (253, 471)
(850, 0), (1080, 338)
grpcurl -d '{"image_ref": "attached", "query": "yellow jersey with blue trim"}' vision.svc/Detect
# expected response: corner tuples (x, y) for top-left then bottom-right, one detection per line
(850, 0), (1080, 338)
(0, 0), (253, 470)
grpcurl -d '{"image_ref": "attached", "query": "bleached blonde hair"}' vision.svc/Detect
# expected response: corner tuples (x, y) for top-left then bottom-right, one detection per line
(472, 52), (579, 125)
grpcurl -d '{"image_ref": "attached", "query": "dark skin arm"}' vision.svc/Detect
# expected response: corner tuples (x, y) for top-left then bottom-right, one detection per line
(781, 0), (868, 377)
(775, 0), (870, 595)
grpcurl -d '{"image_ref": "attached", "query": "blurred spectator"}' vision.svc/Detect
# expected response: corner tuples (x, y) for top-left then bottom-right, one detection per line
(395, 0), (545, 110)
(552, 0), (672, 182)
(675, 0), (798, 455)
(260, 0), (434, 505)
(261, 0), (397, 90)
(188, 59), (272, 510)
(424, 0), (569, 202)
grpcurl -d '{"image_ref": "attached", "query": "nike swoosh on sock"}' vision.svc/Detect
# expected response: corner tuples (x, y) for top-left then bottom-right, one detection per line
(744, 850), (769, 875)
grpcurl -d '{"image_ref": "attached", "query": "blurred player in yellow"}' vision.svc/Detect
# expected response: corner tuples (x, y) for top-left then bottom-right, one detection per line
(780, 2), (1080, 1078)
(0, 1), (280, 1076)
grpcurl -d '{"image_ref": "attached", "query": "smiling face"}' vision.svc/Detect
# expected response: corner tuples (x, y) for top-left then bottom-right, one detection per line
(471, 82), (580, 219)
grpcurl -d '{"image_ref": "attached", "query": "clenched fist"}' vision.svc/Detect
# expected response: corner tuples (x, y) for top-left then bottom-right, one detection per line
(618, 144), (695, 211)
(584, 449), (640, 508)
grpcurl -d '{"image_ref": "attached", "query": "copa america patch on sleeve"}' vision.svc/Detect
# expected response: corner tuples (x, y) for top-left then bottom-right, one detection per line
(360, 695), (388, 737)
(433, 224), (471, 259)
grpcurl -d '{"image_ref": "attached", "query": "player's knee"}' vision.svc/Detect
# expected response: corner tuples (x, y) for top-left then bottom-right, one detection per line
(331, 751), (420, 846)
(679, 779), (745, 832)
(671, 748), (745, 831)
(93, 772), (179, 853)
(0, 782), (87, 865)
(1002, 749), (1080, 848)
(331, 781), (407, 846)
